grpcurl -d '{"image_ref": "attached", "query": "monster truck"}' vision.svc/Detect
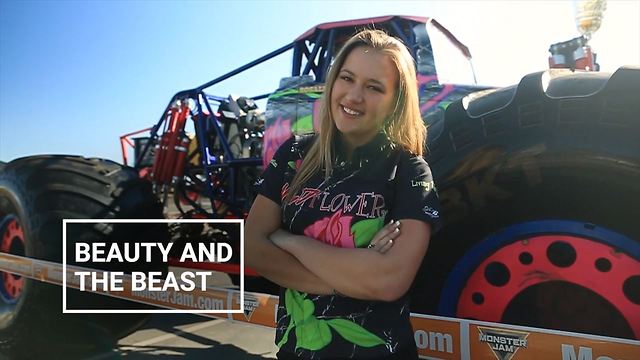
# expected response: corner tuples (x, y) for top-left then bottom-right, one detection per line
(1, 13), (638, 358)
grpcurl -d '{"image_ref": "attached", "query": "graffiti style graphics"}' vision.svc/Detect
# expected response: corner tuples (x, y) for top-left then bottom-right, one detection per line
(262, 117), (292, 168)
(262, 82), (323, 166)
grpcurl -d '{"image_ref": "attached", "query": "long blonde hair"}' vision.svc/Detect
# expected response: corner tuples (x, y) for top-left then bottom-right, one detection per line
(285, 29), (425, 202)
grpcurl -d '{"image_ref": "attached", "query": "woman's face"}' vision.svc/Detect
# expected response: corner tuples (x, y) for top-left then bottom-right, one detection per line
(330, 46), (398, 151)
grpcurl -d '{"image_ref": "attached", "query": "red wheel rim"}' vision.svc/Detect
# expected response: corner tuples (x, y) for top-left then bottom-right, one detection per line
(1, 216), (25, 301)
(457, 234), (640, 338)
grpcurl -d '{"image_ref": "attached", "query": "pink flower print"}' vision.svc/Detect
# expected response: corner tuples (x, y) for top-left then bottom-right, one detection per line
(304, 212), (355, 248)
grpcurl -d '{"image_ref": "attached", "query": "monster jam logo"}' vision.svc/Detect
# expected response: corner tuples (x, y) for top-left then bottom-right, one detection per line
(478, 326), (529, 360)
(238, 294), (260, 321)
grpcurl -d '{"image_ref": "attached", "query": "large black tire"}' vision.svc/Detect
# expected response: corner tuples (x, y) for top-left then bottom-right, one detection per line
(0, 156), (169, 358)
(414, 67), (640, 339)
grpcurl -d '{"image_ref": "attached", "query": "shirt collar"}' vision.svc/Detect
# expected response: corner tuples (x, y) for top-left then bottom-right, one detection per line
(334, 132), (395, 169)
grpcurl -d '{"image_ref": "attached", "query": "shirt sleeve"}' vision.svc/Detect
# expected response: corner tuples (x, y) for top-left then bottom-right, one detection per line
(387, 154), (442, 234)
(255, 136), (295, 206)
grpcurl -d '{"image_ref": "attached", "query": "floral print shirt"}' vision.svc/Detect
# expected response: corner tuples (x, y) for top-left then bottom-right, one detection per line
(256, 133), (442, 359)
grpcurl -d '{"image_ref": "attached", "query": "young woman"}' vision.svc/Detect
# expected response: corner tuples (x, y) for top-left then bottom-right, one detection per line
(245, 29), (442, 359)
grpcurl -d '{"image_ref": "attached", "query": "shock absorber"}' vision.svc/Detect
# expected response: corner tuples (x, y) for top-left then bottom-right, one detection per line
(150, 101), (191, 190)
(171, 135), (191, 185)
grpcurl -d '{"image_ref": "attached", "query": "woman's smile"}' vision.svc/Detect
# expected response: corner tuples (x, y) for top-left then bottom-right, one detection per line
(340, 105), (363, 116)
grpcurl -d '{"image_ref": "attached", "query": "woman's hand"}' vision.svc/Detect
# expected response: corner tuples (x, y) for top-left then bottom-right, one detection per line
(366, 220), (401, 254)
(271, 220), (401, 254)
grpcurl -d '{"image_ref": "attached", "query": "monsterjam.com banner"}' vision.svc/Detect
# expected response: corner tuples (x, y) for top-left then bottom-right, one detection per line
(224, 292), (640, 360)
(1, 220), (637, 359)
(409, 314), (639, 360)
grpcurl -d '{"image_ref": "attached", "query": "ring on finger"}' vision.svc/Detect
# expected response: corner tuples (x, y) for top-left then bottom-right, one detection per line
(367, 243), (375, 249)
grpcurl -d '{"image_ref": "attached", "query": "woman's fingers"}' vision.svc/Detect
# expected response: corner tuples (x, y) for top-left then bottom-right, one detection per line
(377, 237), (395, 254)
(369, 232), (397, 253)
(368, 221), (393, 247)
(367, 220), (401, 250)
(377, 228), (400, 253)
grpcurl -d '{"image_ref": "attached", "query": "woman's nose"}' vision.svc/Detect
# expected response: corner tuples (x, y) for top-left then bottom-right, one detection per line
(345, 85), (364, 103)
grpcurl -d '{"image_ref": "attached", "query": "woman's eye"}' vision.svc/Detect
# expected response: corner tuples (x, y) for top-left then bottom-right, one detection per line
(368, 86), (383, 92)
(340, 75), (352, 82)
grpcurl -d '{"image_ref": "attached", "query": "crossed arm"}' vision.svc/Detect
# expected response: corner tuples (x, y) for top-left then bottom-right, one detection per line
(245, 194), (431, 301)
(244, 195), (333, 295)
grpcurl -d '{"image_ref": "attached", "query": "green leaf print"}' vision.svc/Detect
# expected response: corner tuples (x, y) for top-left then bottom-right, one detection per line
(351, 217), (385, 248)
(277, 321), (295, 348)
(326, 318), (386, 348)
(285, 289), (314, 324)
(284, 289), (333, 350)
(295, 317), (332, 351)
(280, 290), (385, 351)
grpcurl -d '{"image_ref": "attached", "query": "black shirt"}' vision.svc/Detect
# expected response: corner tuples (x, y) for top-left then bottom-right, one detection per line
(257, 133), (442, 359)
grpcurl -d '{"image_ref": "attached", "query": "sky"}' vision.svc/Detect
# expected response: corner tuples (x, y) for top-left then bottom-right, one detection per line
(1, 0), (639, 163)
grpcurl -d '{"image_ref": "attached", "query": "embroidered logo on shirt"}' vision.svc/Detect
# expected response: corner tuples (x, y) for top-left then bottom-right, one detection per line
(422, 205), (439, 218)
(254, 178), (265, 186)
(412, 180), (434, 191)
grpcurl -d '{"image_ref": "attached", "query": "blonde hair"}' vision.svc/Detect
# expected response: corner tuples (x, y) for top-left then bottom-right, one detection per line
(285, 29), (425, 202)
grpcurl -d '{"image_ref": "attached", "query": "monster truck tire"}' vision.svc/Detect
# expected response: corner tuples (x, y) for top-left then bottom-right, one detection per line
(0, 155), (168, 358)
(413, 67), (640, 339)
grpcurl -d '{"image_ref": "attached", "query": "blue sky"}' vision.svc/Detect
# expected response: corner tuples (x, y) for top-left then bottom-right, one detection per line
(1, 0), (638, 163)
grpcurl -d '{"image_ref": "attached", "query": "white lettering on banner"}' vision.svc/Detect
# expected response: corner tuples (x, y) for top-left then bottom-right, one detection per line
(75, 271), (125, 291)
(478, 326), (529, 360)
(179, 243), (233, 262)
(74, 242), (173, 263)
(561, 345), (615, 360)
(131, 271), (213, 291)
(76, 243), (91, 262)
(172, 291), (194, 307)
(197, 296), (225, 310)
(414, 329), (453, 353)
(74, 271), (213, 292)
(76, 271), (89, 290)
(479, 334), (528, 347)
(131, 289), (225, 310)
